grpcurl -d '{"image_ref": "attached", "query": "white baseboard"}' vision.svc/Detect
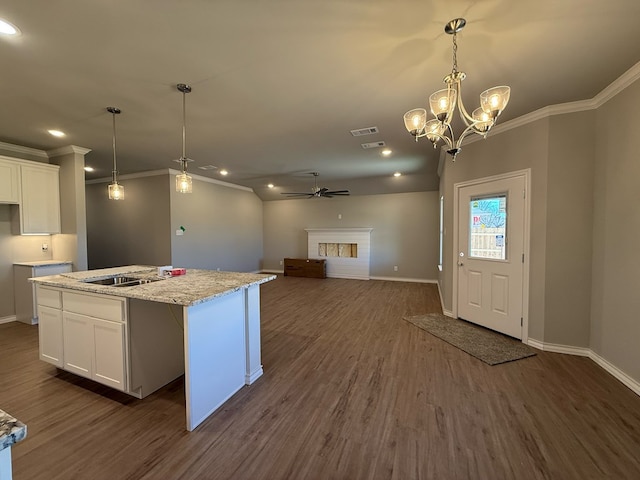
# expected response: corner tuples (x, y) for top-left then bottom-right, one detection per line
(527, 338), (640, 397)
(369, 276), (437, 284)
(0, 316), (16, 325)
(442, 309), (454, 318)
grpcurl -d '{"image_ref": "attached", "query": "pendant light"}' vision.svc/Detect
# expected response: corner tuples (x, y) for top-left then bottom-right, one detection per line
(107, 107), (124, 200)
(175, 83), (193, 193)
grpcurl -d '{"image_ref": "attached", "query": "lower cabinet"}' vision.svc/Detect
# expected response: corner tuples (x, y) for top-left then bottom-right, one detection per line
(63, 311), (126, 390)
(36, 286), (128, 392)
(38, 304), (64, 368)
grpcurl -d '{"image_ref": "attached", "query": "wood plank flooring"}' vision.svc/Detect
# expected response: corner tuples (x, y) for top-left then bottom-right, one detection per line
(2, 275), (640, 479)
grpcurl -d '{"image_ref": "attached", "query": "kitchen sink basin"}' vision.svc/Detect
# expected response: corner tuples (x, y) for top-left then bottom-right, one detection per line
(83, 276), (164, 287)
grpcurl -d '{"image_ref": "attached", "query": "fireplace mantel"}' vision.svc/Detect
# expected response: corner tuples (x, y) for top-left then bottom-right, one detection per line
(305, 228), (373, 280)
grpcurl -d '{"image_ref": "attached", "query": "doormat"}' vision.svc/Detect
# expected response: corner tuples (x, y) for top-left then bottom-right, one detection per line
(403, 313), (536, 365)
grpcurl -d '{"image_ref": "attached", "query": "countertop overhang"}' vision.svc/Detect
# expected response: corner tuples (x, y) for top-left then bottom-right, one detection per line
(29, 265), (276, 307)
(0, 409), (26, 452)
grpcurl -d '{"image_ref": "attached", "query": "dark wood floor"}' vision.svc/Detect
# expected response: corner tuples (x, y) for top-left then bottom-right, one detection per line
(2, 276), (640, 479)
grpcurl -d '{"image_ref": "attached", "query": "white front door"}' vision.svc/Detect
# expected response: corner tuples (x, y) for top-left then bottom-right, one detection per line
(456, 173), (527, 339)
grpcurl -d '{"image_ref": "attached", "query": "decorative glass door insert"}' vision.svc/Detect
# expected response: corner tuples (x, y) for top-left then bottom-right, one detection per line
(469, 194), (507, 260)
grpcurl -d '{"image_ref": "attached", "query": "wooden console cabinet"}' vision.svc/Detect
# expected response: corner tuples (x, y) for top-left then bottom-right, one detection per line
(283, 258), (326, 279)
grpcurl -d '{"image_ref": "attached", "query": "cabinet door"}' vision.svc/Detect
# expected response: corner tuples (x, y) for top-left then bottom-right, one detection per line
(92, 319), (126, 391)
(20, 164), (61, 234)
(38, 305), (64, 367)
(0, 158), (20, 203)
(62, 312), (93, 379)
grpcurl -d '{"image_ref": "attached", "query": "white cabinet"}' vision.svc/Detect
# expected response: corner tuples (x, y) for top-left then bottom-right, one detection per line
(18, 163), (61, 234)
(63, 311), (126, 390)
(0, 158), (20, 203)
(14, 262), (72, 324)
(36, 287), (128, 392)
(38, 304), (64, 368)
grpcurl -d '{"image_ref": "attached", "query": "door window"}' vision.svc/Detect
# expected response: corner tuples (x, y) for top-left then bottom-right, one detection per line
(469, 195), (507, 260)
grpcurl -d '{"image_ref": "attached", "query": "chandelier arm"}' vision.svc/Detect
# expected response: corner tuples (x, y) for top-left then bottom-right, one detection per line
(454, 124), (487, 150)
(454, 84), (476, 126)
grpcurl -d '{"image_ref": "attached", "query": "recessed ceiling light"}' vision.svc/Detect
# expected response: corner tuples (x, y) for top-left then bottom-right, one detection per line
(219, 169), (228, 176)
(381, 149), (392, 156)
(0, 19), (20, 35)
(84, 166), (94, 172)
(267, 183), (274, 189)
(48, 129), (66, 138)
(393, 172), (402, 177)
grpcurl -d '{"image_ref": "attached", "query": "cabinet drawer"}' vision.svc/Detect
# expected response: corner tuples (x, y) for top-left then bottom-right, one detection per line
(63, 291), (125, 322)
(37, 286), (62, 309)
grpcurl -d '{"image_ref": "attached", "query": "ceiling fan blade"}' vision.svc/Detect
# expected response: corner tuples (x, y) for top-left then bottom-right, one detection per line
(325, 190), (350, 195)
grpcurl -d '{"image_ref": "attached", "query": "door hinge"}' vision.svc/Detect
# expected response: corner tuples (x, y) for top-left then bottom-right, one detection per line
(523, 189), (526, 199)
(521, 317), (523, 327)
(522, 253), (525, 263)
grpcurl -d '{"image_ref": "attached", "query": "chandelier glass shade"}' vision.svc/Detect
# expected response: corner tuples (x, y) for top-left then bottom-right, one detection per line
(107, 106), (124, 200)
(404, 18), (510, 159)
(175, 83), (193, 194)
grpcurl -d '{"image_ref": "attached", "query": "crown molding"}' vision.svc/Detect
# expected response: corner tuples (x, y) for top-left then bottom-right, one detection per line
(86, 168), (254, 193)
(460, 60), (640, 148)
(47, 145), (92, 158)
(0, 140), (48, 158)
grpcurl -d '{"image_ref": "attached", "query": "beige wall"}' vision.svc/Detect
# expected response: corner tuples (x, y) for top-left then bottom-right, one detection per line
(169, 176), (263, 272)
(262, 191), (439, 281)
(86, 175), (173, 268)
(590, 79), (640, 381)
(439, 118), (550, 340)
(439, 70), (640, 385)
(87, 173), (264, 273)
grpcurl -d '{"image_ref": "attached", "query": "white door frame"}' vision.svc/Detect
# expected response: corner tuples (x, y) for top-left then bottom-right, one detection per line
(452, 169), (531, 344)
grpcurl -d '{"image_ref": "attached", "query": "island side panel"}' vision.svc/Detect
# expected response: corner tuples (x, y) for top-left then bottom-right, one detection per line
(183, 290), (246, 431)
(128, 299), (185, 398)
(245, 284), (263, 384)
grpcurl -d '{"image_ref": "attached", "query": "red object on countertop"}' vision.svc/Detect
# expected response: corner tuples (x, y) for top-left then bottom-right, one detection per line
(169, 268), (186, 276)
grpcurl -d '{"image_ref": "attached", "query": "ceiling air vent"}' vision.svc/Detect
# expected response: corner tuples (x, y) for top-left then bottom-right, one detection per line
(197, 164), (218, 170)
(361, 141), (386, 149)
(350, 126), (379, 137)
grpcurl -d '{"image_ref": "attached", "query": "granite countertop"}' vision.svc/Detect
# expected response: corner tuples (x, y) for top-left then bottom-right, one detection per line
(0, 409), (27, 452)
(14, 260), (73, 267)
(29, 265), (276, 307)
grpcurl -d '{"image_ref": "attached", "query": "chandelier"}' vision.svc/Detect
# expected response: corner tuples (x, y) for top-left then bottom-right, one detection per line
(403, 18), (510, 160)
(106, 106), (124, 200)
(175, 83), (194, 193)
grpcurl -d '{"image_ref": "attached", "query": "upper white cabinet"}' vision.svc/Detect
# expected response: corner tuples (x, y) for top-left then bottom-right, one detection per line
(1, 155), (61, 234)
(19, 163), (61, 234)
(0, 157), (20, 203)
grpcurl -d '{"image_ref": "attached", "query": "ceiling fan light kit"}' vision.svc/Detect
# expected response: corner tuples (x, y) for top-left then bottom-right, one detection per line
(403, 18), (510, 160)
(281, 172), (350, 198)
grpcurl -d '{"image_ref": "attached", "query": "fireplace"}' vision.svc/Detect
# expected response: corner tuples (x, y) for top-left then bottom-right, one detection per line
(305, 228), (373, 280)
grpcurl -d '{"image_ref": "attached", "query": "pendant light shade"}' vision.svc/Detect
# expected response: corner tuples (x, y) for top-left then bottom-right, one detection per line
(175, 83), (193, 193)
(107, 107), (124, 200)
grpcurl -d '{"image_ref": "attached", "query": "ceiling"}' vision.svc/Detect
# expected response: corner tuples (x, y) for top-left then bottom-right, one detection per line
(1, 1), (639, 201)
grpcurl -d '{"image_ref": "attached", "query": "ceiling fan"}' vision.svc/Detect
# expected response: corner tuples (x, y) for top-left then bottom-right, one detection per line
(281, 172), (350, 198)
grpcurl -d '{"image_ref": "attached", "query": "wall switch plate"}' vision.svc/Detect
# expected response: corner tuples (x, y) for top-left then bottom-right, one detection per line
(42, 243), (48, 252)
(393, 265), (398, 271)
(176, 229), (184, 236)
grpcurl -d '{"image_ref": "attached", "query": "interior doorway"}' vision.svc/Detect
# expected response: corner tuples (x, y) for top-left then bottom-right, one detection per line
(453, 170), (530, 340)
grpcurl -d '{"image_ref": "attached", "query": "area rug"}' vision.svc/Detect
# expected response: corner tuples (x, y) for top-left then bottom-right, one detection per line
(403, 313), (536, 365)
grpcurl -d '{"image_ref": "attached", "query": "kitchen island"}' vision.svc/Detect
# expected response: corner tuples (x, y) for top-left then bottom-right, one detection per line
(30, 266), (275, 431)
